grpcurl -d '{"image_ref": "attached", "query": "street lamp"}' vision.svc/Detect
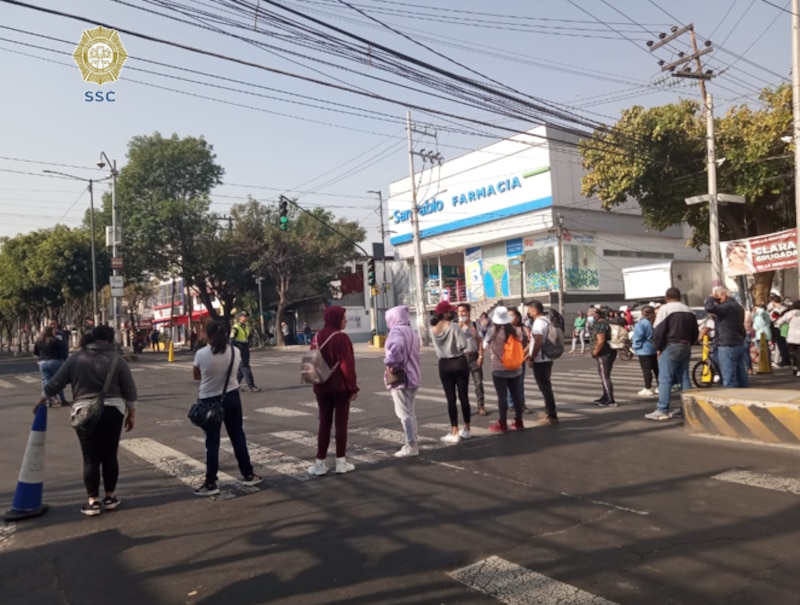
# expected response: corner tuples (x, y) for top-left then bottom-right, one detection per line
(43, 169), (110, 328)
(97, 152), (120, 344)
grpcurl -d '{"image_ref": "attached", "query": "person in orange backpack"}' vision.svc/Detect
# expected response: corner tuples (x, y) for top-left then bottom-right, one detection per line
(483, 306), (526, 433)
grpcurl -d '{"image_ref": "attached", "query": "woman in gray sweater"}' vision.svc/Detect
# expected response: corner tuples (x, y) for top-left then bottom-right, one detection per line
(430, 301), (471, 443)
(34, 326), (138, 516)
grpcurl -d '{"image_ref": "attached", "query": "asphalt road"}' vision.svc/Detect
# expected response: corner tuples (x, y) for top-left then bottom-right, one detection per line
(1, 346), (800, 605)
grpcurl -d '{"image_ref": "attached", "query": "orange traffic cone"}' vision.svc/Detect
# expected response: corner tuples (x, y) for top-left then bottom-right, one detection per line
(4, 405), (49, 521)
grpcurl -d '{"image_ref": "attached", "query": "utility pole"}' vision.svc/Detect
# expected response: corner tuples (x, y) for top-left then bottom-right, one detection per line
(556, 213), (565, 317)
(88, 180), (99, 327)
(793, 0), (800, 298)
(407, 110), (429, 345)
(648, 25), (722, 286)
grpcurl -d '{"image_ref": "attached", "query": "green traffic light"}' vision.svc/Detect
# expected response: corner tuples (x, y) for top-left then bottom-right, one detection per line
(280, 216), (288, 223)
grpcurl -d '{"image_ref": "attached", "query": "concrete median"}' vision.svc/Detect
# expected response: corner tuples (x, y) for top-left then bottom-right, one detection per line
(682, 389), (800, 446)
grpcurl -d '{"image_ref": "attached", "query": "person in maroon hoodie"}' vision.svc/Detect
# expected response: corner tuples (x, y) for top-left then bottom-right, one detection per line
(307, 306), (360, 476)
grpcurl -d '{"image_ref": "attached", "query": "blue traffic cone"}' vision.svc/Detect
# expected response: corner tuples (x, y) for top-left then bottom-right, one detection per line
(4, 405), (49, 521)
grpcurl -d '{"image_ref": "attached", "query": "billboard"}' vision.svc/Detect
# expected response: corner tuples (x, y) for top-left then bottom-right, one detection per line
(720, 229), (797, 277)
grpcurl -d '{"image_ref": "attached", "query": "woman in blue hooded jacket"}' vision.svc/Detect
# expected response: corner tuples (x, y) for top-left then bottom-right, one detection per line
(384, 305), (421, 458)
(632, 305), (658, 396)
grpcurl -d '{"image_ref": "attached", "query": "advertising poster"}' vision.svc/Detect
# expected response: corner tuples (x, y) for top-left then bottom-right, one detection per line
(721, 229), (797, 277)
(464, 247), (483, 302)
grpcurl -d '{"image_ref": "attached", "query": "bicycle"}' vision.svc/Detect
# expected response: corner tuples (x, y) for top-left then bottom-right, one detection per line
(692, 355), (721, 388)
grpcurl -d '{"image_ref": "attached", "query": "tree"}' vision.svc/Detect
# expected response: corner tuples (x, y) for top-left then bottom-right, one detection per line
(231, 199), (366, 346)
(580, 85), (794, 304)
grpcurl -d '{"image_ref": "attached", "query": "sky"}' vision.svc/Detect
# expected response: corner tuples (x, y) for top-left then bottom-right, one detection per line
(0, 0), (792, 252)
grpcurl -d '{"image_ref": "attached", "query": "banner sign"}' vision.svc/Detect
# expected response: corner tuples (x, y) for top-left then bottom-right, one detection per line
(720, 228), (797, 276)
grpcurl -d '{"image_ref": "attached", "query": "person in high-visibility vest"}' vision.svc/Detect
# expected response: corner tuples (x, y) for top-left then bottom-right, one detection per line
(230, 312), (261, 392)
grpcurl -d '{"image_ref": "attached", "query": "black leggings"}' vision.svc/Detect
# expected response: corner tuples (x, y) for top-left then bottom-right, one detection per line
(438, 356), (471, 426)
(77, 406), (125, 498)
(638, 354), (659, 389)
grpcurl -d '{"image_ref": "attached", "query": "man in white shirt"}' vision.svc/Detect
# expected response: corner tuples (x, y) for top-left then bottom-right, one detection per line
(526, 301), (558, 425)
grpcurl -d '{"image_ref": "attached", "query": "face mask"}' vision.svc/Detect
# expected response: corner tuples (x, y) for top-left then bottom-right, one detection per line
(458, 315), (469, 323)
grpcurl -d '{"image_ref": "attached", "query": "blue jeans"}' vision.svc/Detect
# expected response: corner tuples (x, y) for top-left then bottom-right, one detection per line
(657, 343), (692, 413)
(203, 389), (254, 484)
(492, 372), (524, 423)
(718, 343), (750, 388)
(38, 358), (67, 403)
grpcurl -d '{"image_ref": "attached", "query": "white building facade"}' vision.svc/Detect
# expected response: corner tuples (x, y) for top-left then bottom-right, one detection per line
(388, 125), (705, 319)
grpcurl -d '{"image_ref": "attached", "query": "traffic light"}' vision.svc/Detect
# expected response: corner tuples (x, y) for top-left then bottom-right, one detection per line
(279, 198), (289, 231)
(367, 257), (376, 287)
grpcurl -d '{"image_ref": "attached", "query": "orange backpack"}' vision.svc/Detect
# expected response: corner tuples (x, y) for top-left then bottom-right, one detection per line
(501, 333), (525, 370)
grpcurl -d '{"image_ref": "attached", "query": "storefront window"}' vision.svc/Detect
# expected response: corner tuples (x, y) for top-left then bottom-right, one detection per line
(524, 247), (557, 292)
(564, 243), (599, 290)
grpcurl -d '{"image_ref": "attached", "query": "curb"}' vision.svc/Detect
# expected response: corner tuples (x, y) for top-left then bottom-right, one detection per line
(682, 389), (800, 446)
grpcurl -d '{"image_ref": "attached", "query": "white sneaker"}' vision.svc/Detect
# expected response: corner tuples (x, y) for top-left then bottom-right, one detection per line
(394, 444), (420, 458)
(307, 459), (328, 476)
(335, 457), (355, 474)
(644, 410), (670, 421)
(654, 386), (659, 394)
(458, 429), (472, 439)
(637, 388), (655, 396)
(440, 433), (461, 444)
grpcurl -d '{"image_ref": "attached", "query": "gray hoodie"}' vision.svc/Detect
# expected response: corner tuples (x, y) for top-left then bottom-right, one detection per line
(430, 321), (467, 359)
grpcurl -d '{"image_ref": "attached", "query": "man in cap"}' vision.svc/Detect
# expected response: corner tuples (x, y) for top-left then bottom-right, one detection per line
(590, 306), (617, 407)
(230, 311), (261, 392)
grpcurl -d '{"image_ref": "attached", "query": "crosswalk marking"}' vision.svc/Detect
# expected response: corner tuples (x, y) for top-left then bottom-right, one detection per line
(255, 407), (311, 417)
(273, 430), (388, 465)
(448, 555), (619, 605)
(423, 422), (493, 437)
(14, 374), (40, 384)
(0, 378), (14, 389)
(712, 469), (800, 496)
(350, 426), (449, 449)
(296, 401), (365, 414)
(120, 437), (247, 499)
(208, 437), (312, 482)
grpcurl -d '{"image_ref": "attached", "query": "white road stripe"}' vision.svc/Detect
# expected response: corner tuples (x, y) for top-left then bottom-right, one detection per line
(296, 401), (365, 413)
(349, 426), (448, 449)
(209, 437), (312, 482)
(14, 374), (40, 384)
(120, 437), (244, 498)
(712, 469), (800, 496)
(272, 430), (388, 465)
(448, 555), (619, 605)
(423, 422), (493, 437)
(254, 407), (310, 417)
(0, 522), (15, 552)
(0, 378), (14, 388)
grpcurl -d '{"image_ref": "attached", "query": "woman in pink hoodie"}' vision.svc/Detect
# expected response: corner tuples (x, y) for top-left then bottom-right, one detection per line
(384, 305), (422, 458)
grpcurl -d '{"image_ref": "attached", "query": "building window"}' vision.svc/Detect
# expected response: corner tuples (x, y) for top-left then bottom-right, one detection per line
(603, 249), (674, 260)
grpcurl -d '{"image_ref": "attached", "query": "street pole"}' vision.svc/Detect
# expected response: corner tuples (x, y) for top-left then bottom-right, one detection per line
(407, 110), (429, 345)
(705, 93), (722, 287)
(793, 0), (800, 298)
(110, 158), (120, 340)
(256, 276), (265, 336)
(88, 180), (99, 327)
(556, 213), (565, 317)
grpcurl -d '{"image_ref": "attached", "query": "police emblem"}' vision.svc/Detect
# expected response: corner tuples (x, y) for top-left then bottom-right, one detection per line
(73, 26), (129, 85)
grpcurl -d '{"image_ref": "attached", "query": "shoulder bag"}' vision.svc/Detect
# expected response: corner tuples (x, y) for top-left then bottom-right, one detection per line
(188, 347), (235, 431)
(71, 354), (120, 434)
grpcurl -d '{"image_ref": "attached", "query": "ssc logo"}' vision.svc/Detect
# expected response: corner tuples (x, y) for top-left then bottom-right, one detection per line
(73, 26), (128, 86)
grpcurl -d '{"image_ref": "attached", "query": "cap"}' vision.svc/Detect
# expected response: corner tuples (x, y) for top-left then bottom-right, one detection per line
(435, 300), (456, 316)
(238, 311), (249, 318)
(491, 306), (512, 325)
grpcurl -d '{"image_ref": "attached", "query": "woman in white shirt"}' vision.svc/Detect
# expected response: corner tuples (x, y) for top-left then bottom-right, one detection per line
(192, 320), (262, 496)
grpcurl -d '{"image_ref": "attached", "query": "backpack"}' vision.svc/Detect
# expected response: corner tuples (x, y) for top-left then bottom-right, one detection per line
(540, 318), (565, 360)
(300, 332), (341, 384)
(608, 323), (629, 349)
(501, 332), (526, 371)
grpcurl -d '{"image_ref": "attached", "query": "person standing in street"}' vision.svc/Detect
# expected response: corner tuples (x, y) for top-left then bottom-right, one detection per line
(230, 311), (261, 393)
(570, 311), (587, 354)
(430, 300), (472, 443)
(303, 321), (312, 345)
(150, 329), (160, 352)
(526, 301), (559, 425)
(384, 305), (421, 458)
(646, 288), (699, 420)
(34, 326), (69, 407)
(36, 325), (138, 516)
(192, 320), (262, 496)
(457, 303), (487, 416)
(768, 293), (790, 367)
(484, 306), (526, 432)
(307, 306), (359, 476)
(590, 307), (617, 407)
(776, 301), (800, 374)
(632, 305), (658, 396)
(705, 286), (748, 388)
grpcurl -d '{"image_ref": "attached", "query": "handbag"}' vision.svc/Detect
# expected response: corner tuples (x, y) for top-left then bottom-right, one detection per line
(385, 367), (407, 385)
(188, 347), (235, 431)
(71, 354), (120, 434)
